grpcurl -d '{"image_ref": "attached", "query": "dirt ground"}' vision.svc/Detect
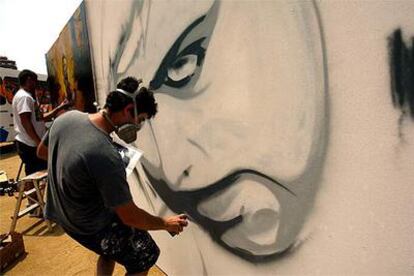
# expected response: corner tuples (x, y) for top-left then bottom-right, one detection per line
(0, 149), (165, 276)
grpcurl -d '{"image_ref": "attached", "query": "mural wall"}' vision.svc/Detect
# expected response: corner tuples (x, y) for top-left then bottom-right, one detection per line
(46, 1), (95, 113)
(83, 0), (413, 274)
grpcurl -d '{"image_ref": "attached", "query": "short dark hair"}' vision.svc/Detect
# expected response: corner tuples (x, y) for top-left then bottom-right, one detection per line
(135, 87), (158, 118)
(18, 69), (37, 86)
(104, 77), (158, 118)
(117, 76), (140, 93)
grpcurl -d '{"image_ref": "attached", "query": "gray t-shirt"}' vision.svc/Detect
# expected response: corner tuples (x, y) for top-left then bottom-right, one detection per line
(43, 110), (132, 235)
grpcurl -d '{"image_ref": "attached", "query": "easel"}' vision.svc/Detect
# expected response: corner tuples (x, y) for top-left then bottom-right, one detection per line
(9, 170), (52, 233)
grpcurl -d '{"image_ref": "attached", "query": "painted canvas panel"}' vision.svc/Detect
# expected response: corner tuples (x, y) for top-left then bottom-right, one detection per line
(85, 0), (414, 274)
(45, 1), (95, 113)
(87, 0), (326, 274)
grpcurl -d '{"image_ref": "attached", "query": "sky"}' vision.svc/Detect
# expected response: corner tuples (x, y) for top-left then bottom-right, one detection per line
(0, 0), (83, 75)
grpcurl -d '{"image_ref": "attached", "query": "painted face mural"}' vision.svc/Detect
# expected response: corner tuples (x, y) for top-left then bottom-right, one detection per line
(91, 0), (327, 271)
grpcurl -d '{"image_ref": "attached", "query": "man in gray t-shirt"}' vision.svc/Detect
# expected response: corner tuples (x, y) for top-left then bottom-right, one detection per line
(43, 110), (131, 234)
(37, 77), (188, 275)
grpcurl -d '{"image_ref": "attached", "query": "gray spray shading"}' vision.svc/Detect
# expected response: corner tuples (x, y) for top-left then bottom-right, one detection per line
(107, 0), (150, 90)
(388, 29), (414, 141)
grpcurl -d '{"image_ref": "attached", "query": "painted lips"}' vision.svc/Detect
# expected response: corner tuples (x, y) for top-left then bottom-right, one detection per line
(142, 165), (297, 261)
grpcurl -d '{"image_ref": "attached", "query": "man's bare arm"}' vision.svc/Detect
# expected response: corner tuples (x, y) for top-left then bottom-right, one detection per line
(42, 99), (71, 121)
(115, 201), (188, 235)
(37, 140), (48, 160)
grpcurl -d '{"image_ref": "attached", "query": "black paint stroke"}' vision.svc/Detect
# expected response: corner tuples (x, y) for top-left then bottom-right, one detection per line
(186, 139), (209, 157)
(388, 29), (414, 124)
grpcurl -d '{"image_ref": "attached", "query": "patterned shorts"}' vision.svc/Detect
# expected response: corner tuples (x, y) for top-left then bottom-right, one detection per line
(65, 218), (160, 274)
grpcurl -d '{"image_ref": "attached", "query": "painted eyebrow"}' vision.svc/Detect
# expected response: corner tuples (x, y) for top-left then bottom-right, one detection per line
(149, 14), (207, 90)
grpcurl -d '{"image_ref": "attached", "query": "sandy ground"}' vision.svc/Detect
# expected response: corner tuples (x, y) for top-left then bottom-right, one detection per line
(0, 149), (165, 276)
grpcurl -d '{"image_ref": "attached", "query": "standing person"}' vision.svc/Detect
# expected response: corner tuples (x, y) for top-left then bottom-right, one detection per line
(12, 69), (47, 175)
(37, 77), (188, 276)
(12, 69), (70, 176)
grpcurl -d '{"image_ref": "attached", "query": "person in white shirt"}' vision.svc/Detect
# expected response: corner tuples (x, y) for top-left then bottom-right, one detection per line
(12, 69), (47, 175)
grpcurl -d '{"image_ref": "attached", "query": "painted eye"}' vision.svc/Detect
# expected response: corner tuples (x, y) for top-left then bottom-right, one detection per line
(151, 37), (206, 90)
(167, 54), (198, 82)
(149, 15), (208, 91)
